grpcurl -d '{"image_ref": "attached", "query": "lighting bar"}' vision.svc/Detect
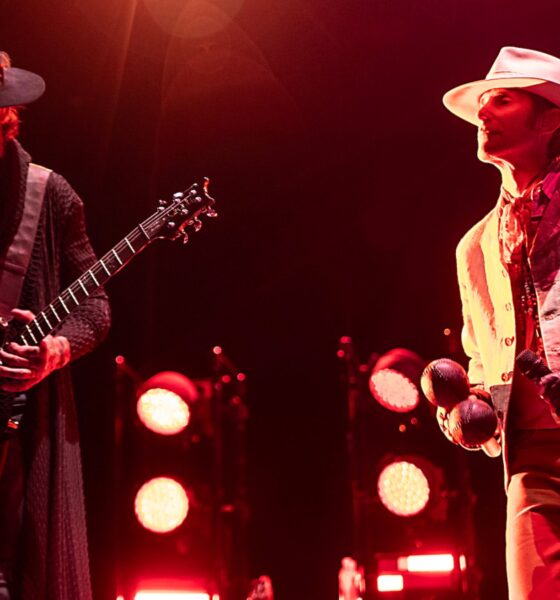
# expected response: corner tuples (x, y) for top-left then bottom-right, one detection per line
(376, 552), (468, 593)
(377, 574), (404, 592)
(402, 553), (455, 573)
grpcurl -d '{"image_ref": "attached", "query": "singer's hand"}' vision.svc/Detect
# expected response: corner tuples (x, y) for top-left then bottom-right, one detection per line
(436, 406), (458, 445)
(469, 385), (492, 404)
(469, 386), (502, 456)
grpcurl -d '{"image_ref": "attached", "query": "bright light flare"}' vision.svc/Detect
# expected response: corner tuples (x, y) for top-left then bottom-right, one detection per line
(134, 477), (189, 533)
(369, 369), (419, 412)
(137, 388), (190, 435)
(404, 554), (455, 573)
(377, 460), (430, 516)
(377, 574), (404, 592)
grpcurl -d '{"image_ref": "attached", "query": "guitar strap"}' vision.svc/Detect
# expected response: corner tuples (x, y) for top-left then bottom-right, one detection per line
(0, 163), (51, 320)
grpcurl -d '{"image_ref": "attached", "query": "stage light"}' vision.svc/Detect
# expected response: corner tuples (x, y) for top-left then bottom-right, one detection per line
(369, 348), (426, 413)
(134, 477), (189, 533)
(377, 459), (431, 517)
(377, 574), (404, 592)
(137, 388), (190, 435)
(405, 553), (454, 573)
(137, 372), (199, 435)
(116, 350), (250, 598)
(376, 552), (467, 594)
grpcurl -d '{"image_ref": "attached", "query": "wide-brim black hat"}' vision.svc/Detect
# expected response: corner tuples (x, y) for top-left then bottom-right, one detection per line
(0, 65), (45, 108)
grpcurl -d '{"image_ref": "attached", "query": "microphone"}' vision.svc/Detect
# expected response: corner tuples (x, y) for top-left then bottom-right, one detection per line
(516, 348), (551, 381)
(516, 349), (560, 419)
(421, 358), (501, 457)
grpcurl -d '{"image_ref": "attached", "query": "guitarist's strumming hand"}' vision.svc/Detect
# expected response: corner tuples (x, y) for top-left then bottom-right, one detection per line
(0, 309), (70, 393)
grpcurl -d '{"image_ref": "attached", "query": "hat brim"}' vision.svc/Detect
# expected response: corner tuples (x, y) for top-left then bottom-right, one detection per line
(443, 77), (560, 125)
(0, 67), (45, 108)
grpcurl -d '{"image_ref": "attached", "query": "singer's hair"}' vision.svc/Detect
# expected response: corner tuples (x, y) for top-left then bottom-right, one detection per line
(529, 93), (560, 159)
(0, 51), (21, 142)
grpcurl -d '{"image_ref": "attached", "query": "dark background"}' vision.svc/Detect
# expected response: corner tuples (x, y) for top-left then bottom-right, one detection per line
(3, 0), (559, 598)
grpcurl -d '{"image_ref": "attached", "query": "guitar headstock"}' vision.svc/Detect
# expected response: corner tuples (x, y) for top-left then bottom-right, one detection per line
(144, 178), (217, 244)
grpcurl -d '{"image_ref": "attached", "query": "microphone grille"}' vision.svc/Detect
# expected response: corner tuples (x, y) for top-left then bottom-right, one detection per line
(516, 349), (549, 380)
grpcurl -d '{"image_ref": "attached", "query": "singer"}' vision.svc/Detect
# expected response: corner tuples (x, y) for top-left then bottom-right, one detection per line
(442, 47), (560, 599)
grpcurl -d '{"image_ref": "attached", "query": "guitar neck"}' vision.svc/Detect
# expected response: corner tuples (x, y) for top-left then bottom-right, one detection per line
(14, 223), (153, 347)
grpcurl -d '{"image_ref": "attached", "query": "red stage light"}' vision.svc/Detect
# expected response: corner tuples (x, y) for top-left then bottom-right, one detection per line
(368, 349), (425, 413)
(377, 574), (404, 592)
(137, 388), (190, 435)
(136, 372), (198, 435)
(369, 369), (419, 412)
(376, 552), (466, 593)
(405, 553), (454, 573)
(134, 477), (189, 533)
(377, 460), (430, 517)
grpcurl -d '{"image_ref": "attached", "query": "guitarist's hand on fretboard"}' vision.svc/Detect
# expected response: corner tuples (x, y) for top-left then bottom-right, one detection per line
(0, 308), (70, 393)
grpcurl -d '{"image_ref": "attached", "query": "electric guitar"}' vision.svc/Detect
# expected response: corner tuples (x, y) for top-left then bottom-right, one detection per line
(0, 179), (217, 437)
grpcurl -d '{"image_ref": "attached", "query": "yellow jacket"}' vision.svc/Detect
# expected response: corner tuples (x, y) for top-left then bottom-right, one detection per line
(457, 170), (560, 434)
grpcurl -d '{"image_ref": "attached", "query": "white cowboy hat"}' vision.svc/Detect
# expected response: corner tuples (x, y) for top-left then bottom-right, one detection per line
(0, 62), (45, 108)
(443, 46), (560, 125)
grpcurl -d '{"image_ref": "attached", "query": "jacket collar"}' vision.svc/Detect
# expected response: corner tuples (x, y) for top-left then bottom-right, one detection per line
(531, 164), (560, 257)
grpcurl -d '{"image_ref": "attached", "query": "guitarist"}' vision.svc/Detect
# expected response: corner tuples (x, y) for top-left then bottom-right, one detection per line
(0, 53), (110, 599)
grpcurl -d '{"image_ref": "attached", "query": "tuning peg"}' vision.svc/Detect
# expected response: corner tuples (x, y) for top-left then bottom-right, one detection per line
(166, 221), (176, 229)
(173, 192), (184, 201)
(182, 232), (189, 245)
(206, 208), (218, 218)
(192, 217), (203, 232)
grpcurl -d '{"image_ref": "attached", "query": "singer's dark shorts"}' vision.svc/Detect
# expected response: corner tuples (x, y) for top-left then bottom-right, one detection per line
(506, 428), (560, 600)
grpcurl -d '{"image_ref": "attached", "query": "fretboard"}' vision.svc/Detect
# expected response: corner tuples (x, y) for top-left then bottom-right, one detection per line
(13, 223), (153, 347)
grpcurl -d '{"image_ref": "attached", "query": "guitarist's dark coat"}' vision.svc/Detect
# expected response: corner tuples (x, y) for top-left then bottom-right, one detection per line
(0, 139), (110, 599)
